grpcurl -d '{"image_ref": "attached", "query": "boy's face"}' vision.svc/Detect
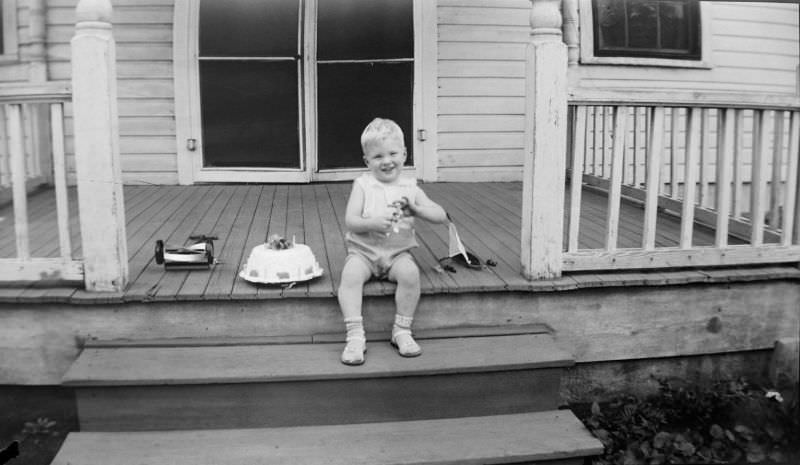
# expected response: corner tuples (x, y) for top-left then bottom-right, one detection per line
(363, 136), (406, 183)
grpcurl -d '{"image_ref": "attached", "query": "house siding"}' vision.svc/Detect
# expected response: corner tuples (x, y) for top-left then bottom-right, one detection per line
(46, 0), (178, 185)
(2, 1), (793, 184)
(436, 0), (530, 182)
(576, 2), (800, 94)
(436, 0), (799, 182)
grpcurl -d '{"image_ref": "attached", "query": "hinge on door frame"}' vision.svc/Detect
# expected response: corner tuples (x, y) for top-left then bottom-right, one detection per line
(187, 138), (197, 151)
(417, 129), (427, 141)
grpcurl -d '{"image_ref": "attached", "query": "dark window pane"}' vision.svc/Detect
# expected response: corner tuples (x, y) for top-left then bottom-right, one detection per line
(660, 2), (689, 51)
(317, 0), (413, 60)
(200, 0), (299, 57)
(594, 0), (626, 49)
(628, 0), (658, 49)
(317, 62), (413, 170)
(0, 7), (4, 53)
(593, 0), (700, 60)
(200, 61), (300, 168)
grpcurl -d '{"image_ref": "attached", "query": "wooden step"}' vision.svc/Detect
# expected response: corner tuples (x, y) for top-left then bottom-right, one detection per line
(51, 410), (603, 465)
(63, 333), (573, 431)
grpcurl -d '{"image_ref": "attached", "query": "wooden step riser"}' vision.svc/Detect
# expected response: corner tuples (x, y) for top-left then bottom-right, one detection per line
(76, 368), (563, 431)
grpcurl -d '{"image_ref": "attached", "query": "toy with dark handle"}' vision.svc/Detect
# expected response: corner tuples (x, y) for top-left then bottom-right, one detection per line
(154, 235), (217, 269)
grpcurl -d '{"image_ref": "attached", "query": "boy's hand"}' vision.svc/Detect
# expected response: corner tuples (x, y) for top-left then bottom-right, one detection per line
(367, 214), (395, 233)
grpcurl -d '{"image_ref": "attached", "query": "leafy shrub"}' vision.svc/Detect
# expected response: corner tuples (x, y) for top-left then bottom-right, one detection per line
(579, 378), (799, 465)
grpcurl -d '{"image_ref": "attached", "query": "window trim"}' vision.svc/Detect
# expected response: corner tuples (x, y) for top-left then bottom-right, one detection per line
(578, 0), (712, 69)
(0, 0), (18, 61)
(173, 0), (437, 184)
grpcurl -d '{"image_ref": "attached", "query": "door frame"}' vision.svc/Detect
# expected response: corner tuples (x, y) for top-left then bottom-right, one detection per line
(173, 0), (438, 184)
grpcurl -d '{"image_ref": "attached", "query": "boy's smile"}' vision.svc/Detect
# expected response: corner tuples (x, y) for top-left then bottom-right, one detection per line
(363, 137), (407, 183)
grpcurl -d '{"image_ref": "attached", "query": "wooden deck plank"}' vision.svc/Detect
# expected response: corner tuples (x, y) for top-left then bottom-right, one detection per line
(0, 192), (63, 257)
(5, 189), (73, 259)
(257, 185), (290, 299)
(2, 182), (782, 302)
(411, 217), (460, 294)
(437, 182), (532, 288)
(303, 184), (336, 298)
(202, 185), (265, 300)
(280, 185), (310, 298)
(449, 182), (549, 287)
(123, 186), (221, 301)
(125, 186), (223, 302)
(174, 186), (246, 300)
(419, 185), (507, 292)
(312, 184), (348, 294)
(231, 185), (277, 299)
(426, 184), (519, 285)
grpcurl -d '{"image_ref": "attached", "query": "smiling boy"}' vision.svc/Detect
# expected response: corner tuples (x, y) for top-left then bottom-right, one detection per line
(337, 118), (448, 366)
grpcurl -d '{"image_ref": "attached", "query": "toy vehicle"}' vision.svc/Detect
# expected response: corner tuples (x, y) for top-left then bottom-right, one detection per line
(154, 234), (217, 269)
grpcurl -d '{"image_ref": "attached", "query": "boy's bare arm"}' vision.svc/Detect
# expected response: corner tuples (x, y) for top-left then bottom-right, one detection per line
(345, 182), (394, 233)
(408, 189), (448, 224)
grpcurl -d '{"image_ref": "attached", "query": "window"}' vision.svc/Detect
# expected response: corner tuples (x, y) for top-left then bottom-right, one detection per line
(579, 0), (711, 68)
(1, 0), (18, 59)
(594, 0), (700, 59)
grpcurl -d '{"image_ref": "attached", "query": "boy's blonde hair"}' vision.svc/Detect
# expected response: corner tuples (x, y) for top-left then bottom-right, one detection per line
(361, 118), (405, 154)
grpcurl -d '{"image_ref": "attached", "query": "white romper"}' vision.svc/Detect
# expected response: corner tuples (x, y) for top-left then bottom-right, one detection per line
(345, 173), (421, 277)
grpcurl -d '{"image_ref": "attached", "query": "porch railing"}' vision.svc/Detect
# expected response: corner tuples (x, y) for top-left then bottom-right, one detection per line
(564, 89), (800, 271)
(0, 83), (82, 281)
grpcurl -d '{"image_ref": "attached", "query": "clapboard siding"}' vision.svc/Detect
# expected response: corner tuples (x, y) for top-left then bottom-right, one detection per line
(0, 2), (28, 84)
(45, 0), (178, 185)
(437, 0), (798, 182)
(2, 1), (794, 185)
(576, 2), (799, 95)
(436, 0), (530, 181)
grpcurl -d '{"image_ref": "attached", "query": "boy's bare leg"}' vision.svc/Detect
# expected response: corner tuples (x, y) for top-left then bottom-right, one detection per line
(338, 257), (372, 365)
(388, 255), (422, 357)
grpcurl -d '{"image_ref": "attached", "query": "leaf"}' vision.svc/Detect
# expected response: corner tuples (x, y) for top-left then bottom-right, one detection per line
(674, 434), (696, 457)
(745, 442), (765, 463)
(653, 431), (672, 449)
(591, 401), (602, 417)
(639, 441), (652, 458)
(709, 424), (725, 439)
(735, 424), (754, 441)
(763, 423), (784, 441)
(622, 450), (642, 465)
(768, 450), (785, 463)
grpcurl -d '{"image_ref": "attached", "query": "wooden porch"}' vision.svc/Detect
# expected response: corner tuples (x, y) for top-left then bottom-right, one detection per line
(0, 181), (787, 304)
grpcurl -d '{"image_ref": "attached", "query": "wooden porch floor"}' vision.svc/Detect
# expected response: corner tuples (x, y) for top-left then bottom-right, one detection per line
(0, 182), (748, 302)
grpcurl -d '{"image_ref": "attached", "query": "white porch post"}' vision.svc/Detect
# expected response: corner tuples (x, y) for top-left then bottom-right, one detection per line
(71, 0), (128, 292)
(521, 0), (568, 280)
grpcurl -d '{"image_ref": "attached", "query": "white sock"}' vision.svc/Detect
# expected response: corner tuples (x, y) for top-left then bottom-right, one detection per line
(345, 316), (365, 342)
(392, 314), (414, 338)
(341, 316), (366, 365)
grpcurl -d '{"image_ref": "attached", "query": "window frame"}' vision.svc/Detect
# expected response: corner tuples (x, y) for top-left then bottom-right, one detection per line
(579, 0), (712, 69)
(173, 0), (438, 184)
(0, 0), (18, 61)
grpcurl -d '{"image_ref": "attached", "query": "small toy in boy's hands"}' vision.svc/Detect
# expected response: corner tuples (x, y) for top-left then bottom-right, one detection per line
(388, 197), (413, 234)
